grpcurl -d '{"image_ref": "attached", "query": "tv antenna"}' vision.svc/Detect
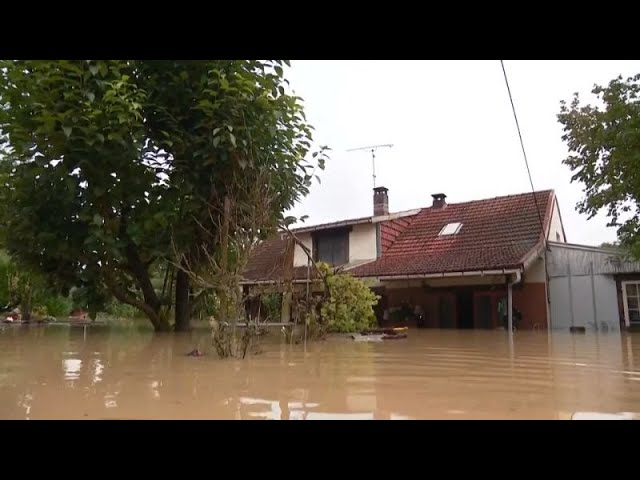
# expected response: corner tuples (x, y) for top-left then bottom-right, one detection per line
(346, 143), (394, 188)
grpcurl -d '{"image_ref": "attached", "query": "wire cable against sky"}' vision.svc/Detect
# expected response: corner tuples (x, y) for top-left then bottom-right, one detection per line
(500, 60), (545, 231)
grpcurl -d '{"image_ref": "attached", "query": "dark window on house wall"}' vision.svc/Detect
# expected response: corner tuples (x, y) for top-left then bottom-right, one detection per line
(313, 228), (349, 266)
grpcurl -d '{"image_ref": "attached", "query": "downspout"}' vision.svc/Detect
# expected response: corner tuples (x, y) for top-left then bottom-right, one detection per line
(567, 260), (575, 328)
(542, 196), (556, 329)
(507, 270), (522, 333)
(543, 240), (552, 329)
(589, 260), (599, 332)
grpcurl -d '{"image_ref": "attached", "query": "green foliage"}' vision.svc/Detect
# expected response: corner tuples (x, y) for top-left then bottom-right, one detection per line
(558, 73), (640, 257)
(105, 301), (142, 318)
(0, 249), (71, 317)
(261, 292), (282, 322)
(0, 252), (9, 306)
(317, 263), (379, 333)
(189, 290), (218, 320)
(37, 294), (72, 318)
(0, 60), (327, 330)
(0, 60), (167, 327)
(69, 285), (113, 319)
(138, 60), (327, 246)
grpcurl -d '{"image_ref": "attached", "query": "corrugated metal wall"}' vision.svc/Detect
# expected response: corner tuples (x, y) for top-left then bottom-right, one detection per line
(547, 243), (640, 332)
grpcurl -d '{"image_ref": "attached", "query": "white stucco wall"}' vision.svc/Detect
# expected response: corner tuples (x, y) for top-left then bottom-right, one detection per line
(293, 233), (313, 267)
(349, 224), (377, 262)
(548, 199), (566, 243)
(523, 197), (566, 283)
(525, 257), (546, 283)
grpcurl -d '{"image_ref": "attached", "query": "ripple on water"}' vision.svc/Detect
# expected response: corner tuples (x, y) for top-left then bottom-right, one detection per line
(0, 328), (639, 419)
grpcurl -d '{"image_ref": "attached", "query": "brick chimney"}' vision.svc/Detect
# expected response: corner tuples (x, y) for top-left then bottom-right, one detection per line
(373, 186), (389, 216)
(432, 193), (447, 209)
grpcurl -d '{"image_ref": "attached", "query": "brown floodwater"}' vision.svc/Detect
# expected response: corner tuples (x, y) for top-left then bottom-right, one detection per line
(1, 325), (639, 420)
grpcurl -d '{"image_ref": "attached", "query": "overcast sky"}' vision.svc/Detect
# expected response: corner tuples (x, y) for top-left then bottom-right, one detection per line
(284, 60), (640, 246)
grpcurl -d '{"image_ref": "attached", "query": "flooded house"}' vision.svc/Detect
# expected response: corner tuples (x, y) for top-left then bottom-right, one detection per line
(242, 187), (640, 332)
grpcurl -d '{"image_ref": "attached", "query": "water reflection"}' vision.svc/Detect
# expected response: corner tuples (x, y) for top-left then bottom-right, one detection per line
(104, 393), (118, 409)
(150, 380), (161, 399)
(572, 411), (640, 420)
(308, 412), (374, 420)
(93, 359), (104, 385)
(236, 396), (375, 420)
(63, 358), (82, 381)
(1, 326), (640, 419)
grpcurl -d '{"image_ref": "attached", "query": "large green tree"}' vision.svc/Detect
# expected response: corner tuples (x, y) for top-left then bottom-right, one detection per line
(0, 61), (173, 329)
(0, 60), (324, 331)
(558, 73), (640, 255)
(136, 60), (324, 330)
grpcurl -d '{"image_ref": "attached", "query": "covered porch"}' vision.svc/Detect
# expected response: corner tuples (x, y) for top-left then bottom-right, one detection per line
(368, 269), (546, 331)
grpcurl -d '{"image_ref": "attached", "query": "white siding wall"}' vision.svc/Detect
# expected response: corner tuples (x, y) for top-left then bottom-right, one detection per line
(523, 197), (565, 284)
(293, 233), (313, 267)
(349, 224), (377, 262)
(525, 257), (546, 283)
(547, 243), (624, 332)
(549, 275), (619, 332)
(548, 199), (566, 243)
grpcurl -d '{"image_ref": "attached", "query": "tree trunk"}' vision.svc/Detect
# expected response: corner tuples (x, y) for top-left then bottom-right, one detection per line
(174, 265), (190, 332)
(125, 243), (161, 313)
(154, 315), (172, 332)
(21, 285), (32, 322)
(104, 273), (168, 332)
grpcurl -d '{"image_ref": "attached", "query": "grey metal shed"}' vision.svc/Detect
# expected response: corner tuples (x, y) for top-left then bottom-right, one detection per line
(547, 242), (640, 333)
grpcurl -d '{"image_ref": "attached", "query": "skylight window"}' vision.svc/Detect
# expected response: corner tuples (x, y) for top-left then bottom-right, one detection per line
(439, 222), (462, 236)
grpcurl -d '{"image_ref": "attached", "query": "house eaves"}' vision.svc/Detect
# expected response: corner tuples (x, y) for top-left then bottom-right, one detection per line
(287, 208), (421, 235)
(289, 216), (373, 234)
(376, 268), (521, 281)
(371, 208), (422, 223)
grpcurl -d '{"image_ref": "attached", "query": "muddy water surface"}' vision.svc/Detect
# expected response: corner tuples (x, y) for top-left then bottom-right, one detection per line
(1, 325), (639, 419)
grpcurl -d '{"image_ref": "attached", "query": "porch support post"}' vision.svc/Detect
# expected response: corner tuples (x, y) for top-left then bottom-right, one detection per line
(507, 279), (513, 332)
(281, 291), (292, 324)
(281, 235), (295, 325)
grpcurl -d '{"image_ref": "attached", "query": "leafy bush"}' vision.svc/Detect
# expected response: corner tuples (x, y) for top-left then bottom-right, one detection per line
(261, 292), (282, 322)
(317, 263), (379, 333)
(0, 255), (9, 307)
(40, 295), (72, 318)
(106, 301), (143, 318)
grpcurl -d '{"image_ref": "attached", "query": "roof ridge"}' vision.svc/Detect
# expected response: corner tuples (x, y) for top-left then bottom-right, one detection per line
(414, 189), (554, 212)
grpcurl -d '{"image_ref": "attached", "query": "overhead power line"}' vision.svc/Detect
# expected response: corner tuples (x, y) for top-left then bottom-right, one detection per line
(500, 60), (545, 232)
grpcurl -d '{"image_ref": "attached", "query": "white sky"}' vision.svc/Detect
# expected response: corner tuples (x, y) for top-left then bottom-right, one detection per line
(285, 60), (640, 246)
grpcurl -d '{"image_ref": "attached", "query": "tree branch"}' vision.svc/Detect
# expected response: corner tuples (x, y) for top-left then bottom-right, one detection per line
(103, 272), (161, 328)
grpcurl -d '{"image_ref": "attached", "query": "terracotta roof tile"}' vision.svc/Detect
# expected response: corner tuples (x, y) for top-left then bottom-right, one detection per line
(380, 216), (415, 253)
(242, 189), (555, 282)
(349, 190), (553, 277)
(242, 236), (288, 282)
(242, 237), (324, 283)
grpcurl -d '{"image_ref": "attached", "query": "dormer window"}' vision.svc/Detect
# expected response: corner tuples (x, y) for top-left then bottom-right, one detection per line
(312, 228), (350, 266)
(439, 222), (462, 236)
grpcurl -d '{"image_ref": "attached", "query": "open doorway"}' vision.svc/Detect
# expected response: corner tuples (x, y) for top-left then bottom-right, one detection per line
(457, 289), (474, 329)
